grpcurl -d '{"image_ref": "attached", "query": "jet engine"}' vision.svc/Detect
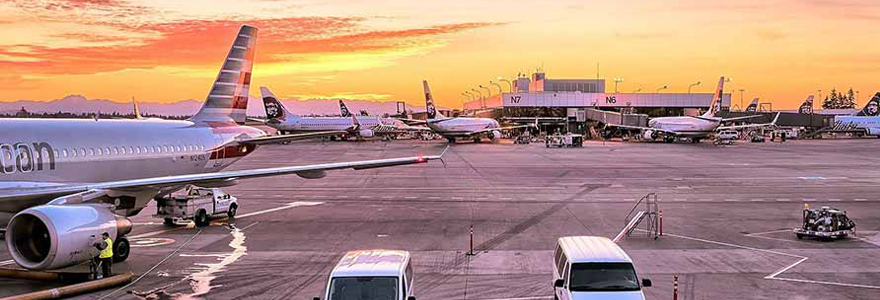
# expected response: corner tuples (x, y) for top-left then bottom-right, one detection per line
(5, 204), (132, 270)
(868, 128), (880, 136)
(358, 129), (375, 138)
(489, 130), (501, 140)
(643, 130), (658, 140)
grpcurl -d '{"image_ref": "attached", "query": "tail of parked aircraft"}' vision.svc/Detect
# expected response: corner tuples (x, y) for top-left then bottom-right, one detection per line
(855, 92), (880, 116)
(798, 95), (815, 115)
(340, 100), (352, 117)
(702, 76), (725, 118)
(423, 80), (445, 119)
(190, 25), (257, 125)
(260, 86), (296, 121)
(745, 98), (759, 113)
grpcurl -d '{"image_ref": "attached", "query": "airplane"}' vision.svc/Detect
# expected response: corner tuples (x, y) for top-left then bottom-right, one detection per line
(606, 77), (779, 143)
(798, 95), (815, 114)
(251, 87), (409, 140)
(833, 92), (880, 136)
(0, 25), (444, 271)
(338, 99), (433, 136)
(419, 80), (535, 143)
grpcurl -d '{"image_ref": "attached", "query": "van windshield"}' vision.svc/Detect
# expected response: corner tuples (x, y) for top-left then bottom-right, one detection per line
(328, 276), (398, 300)
(568, 262), (640, 292)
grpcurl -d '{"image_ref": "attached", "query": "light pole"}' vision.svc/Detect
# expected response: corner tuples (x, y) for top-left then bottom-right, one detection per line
(738, 89), (745, 110)
(817, 89), (822, 103)
(497, 77), (513, 92)
(613, 77), (624, 93)
(856, 91), (860, 103)
(656, 85), (668, 92)
(462, 92), (473, 101)
(479, 85), (492, 98)
(489, 81), (504, 95)
(688, 81), (701, 93)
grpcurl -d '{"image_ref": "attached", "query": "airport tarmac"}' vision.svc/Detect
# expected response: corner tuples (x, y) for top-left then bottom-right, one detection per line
(2, 138), (880, 299)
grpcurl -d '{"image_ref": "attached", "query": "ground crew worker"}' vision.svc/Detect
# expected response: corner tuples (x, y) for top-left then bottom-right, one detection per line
(93, 232), (113, 278)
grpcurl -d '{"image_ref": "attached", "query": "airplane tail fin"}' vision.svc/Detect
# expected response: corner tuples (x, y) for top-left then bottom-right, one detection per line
(745, 98), (759, 113)
(132, 97), (144, 119)
(798, 95), (815, 114)
(190, 25), (257, 125)
(423, 80), (445, 119)
(339, 100), (352, 117)
(260, 86), (296, 121)
(701, 76), (725, 117)
(855, 92), (880, 116)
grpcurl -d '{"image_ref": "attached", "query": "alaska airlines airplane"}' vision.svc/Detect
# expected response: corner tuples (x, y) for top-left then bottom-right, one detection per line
(0, 25), (442, 271)
(420, 80), (534, 143)
(834, 92), (880, 136)
(253, 87), (407, 139)
(609, 77), (778, 143)
(744, 98), (759, 113)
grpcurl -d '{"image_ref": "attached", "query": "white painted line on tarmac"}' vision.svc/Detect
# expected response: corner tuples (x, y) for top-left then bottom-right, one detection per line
(829, 198), (841, 202)
(803, 198), (816, 202)
(358, 196), (371, 199)
(428, 197), (440, 199)
(750, 199), (765, 202)
(673, 198), (686, 202)
(854, 198), (867, 202)
(0, 259), (15, 266)
(499, 197), (512, 200)
(236, 201), (324, 219)
(405, 196), (417, 199)
(724, 199), (738, 202)
(451, 197), (463, 200)
(657, 231), (880, 290)
(338, 196), (349, 199)
(775, 198), (790, 202)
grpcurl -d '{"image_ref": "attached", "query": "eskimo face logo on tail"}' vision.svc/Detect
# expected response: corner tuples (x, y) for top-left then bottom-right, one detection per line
(263, 97), (285, 119)
(426, 93), (437, 119)
(339, 100), (351, 117)
(858, 93), (880, 116)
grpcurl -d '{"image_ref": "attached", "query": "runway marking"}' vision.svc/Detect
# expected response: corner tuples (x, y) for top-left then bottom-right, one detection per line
(724, 199), (738, 202)
(236, 201), (324, 219)
(829, 198), (841, 202)
(499, 197), (512, 200)
(526, 197), (536, 200)
(803, 198), (816, 202)
(338, 196), (349, 199)
(0, 259), (14, 266)
(656, 231), (880, 290)
(405, 196), (417, 199)
(623, 198), (635, 202)
(451, 197), (463, 200)
(775, 198), (790, 202)
(750, 199), (765, 202)
(428, 197), (440, 199)
(854, 198), (867, 202)
(358, 196), (371, 199)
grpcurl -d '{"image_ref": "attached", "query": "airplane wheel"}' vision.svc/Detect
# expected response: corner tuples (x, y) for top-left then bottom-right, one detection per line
(473, 138), (481, 143)
(194, 209), (209, 227)
(227, 204), (238, 218)
(447, 137), (455, 143)
(113, 237), (130, 263)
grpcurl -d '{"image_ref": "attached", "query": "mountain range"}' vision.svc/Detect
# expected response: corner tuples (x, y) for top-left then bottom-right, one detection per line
(1, 95), (432, 117)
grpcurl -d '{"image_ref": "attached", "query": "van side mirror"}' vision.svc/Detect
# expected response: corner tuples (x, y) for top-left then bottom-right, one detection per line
(554, 279), (564, 287)
(642, 279), (652, 287)
(407, 297), (416, 300)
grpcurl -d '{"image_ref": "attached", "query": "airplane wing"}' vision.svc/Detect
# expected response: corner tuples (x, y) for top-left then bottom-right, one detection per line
(238, 131), (349, 145)
(247, 117), (269, 124)
(717, 113), (780, 131)
(397, 118), (427, 125)
(0, 147), (448, 206)
(720, 115), (764, 122)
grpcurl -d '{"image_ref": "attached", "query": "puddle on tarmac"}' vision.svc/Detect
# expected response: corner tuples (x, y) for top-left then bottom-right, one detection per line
(132, 224), (248, 300)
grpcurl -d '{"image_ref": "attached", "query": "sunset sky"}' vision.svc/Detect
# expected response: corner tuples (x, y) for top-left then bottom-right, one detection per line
(1, 0), (879, 109)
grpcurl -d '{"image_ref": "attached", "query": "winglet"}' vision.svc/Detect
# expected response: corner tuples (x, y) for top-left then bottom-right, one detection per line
(132, 97), (143, 119)
(771, 112), (781, 126)
(438, 145), (450, 168)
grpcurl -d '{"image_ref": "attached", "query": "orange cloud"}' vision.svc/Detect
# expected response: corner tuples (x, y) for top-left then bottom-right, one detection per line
(0, 17), (497, 75)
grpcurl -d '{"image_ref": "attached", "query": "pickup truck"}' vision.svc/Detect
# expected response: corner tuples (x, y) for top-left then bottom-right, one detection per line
(154, 187), (238, 227)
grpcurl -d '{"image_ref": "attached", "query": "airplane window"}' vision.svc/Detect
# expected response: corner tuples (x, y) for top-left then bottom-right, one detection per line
(71, 149), (77, 157)
(163, 145), (168, 152)
(136, 147), (141, 154)
(53, 150), (59, 158)
(97, 148), (103, 156)
(129, 146), (135, 154)
(176, 145), (182, 152)
(113, 147), (119, 155)
(89, 148), (95, 156)
(105, 147), (111, 155)
(79, 148), (86, 157)
(62, 149), (68, 157)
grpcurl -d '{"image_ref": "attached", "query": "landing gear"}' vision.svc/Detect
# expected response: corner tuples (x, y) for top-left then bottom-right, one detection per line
(164, 218), (175, 226)
(473, 137), (481, 143)
(113, 237), (130, 263)
(692, 138), (701, 144)
(446, 137), (456, 143)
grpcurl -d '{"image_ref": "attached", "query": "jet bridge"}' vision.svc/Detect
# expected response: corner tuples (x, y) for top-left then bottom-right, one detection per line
(583, 108), (648, 127)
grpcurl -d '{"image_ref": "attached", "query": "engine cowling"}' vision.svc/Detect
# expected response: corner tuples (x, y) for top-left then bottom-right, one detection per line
(868, 127), (880, 136)
(358, 129), (375, 138)
(643, 130), (658, 140)
(5, 204), (132, 270)
(489, 130), (501, 140)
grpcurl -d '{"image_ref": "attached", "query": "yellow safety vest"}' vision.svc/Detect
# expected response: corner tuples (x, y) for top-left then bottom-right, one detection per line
(99, 238), (113, 259)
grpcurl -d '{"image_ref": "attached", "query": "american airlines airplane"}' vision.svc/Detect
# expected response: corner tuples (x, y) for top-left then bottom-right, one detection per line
(0, 25), (442, 271)
(420, 80), (534, 143)
(834, 92), (880, 136)
(252, 87), (405, 139)
(609, 77), (779, 143)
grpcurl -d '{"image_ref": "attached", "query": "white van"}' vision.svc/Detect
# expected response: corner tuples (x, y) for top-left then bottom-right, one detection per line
(553, 236), (651, 300)
(315, 250), (416, 300)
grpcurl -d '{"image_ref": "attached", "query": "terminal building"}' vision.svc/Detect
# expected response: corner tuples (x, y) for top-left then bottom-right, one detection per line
(463, 71), (732, 133)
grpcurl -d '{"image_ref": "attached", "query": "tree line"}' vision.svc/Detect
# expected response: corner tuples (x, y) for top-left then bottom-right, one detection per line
(821, 88), (857, 109)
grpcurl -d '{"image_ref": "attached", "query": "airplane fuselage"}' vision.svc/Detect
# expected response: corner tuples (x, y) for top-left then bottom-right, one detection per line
(427, 117), (500, 137)
(835, 116), (880, 135)
(0, 118), (264, 211)
(648, 116), (721, 138)
(267, 116), (393, 133)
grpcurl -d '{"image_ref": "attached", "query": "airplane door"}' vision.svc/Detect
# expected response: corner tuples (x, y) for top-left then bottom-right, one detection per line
(210, 135), (225, 169)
